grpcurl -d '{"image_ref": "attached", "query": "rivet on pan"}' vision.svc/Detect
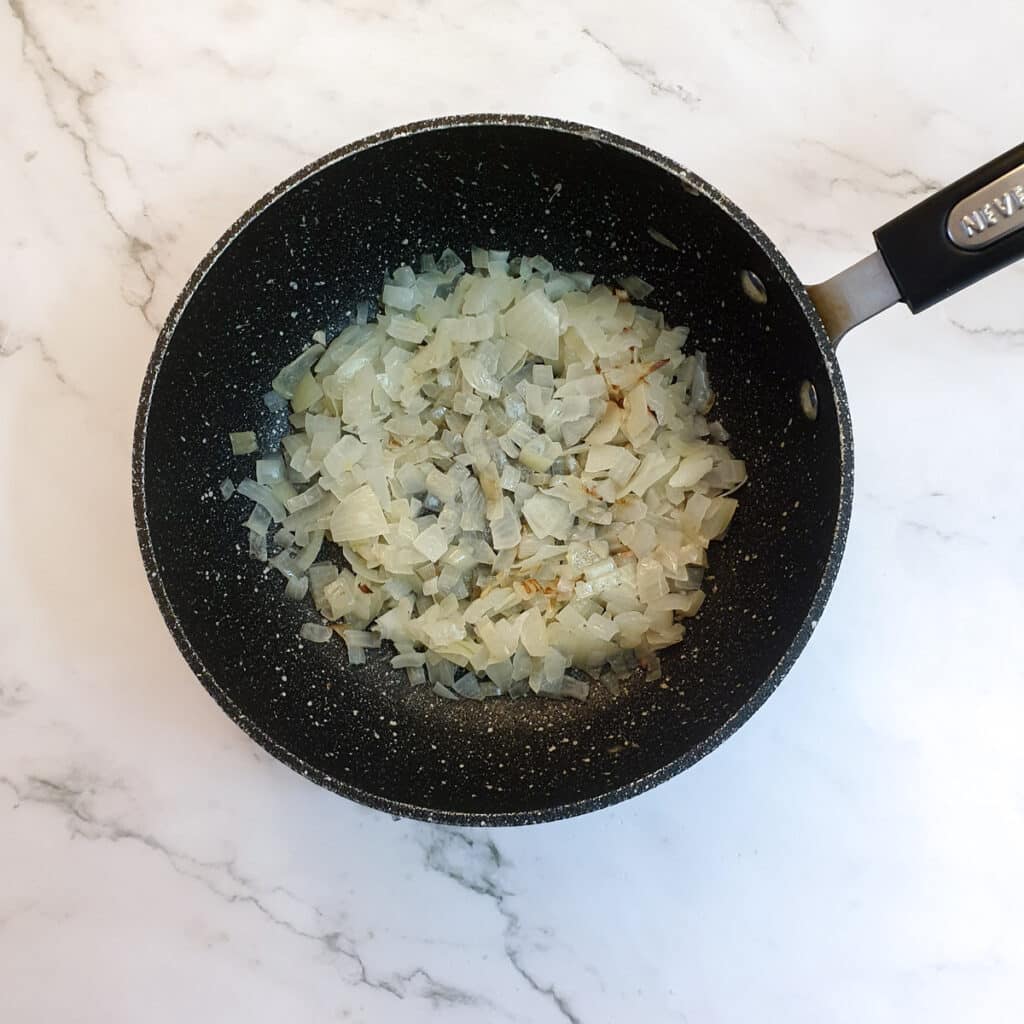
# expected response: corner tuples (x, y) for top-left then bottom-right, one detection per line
(799, 380), (818, 421)
(740, 269), (768, 304)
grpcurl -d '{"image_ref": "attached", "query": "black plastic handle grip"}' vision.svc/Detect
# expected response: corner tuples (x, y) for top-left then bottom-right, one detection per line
(873, 142), (1024, 313)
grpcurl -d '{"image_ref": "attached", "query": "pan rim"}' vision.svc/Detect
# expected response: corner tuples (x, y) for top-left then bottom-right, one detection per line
(132, 113), (853, 826)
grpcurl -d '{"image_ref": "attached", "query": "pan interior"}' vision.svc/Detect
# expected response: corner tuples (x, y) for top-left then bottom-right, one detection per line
(138, 120), (846, 822)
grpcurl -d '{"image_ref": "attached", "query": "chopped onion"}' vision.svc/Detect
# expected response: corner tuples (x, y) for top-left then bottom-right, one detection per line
(382, 284), (415, 310)
(237, 478), (288, 522)
(344, 629), (381, 649)
(228, 249), (745, 702)
(330, 484), (386, 542)
(414, 524), (449, 562)
(391, 651), (426, 669)
(272, 344), (325, 399)
(248, 530), (268, 562)
(668, 455), (714, 489)
(229, 431), (258, 455)
(300, 622), (332, 643)
(522, 493), (573, 541)
(453, 672), (483, 699)
(256, 456), (286, 485)
(504, 289), (560, 360)
(244, 503), (273, 536)
(618, 275), (654, 300)
(263, 390), (289, 411)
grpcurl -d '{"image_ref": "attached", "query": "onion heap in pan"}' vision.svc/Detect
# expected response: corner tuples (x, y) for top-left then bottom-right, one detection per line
(226, 249), (746, 701)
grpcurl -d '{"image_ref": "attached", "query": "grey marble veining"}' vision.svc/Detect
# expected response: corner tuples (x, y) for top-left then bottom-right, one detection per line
(2, 2), (1023, 1022)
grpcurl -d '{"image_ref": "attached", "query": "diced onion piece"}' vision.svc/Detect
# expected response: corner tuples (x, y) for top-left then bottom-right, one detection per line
(299, 622), (333, 643)
(229, 431), (258, 455)
(248, 531), (267, 562)
(522, 493), (573, 541)
(392, 651), (426, 669)
(414, 524), (449, 562)
(330, 484), (387, 542)
(504, 289), (560, 360)
(344, 629), (381, 649)
(453, 673), (483, 699)
(386, 315), (428, 344)
(669, 455), (714, 489)
(237, 478), (289, 522)
(382, 284), (415, 310)
(291, 372), (322, 413)
(272, 344), (325, 399)
(618, 275), (654, 300)
(647, 591), (705, 616)
(244, 503), (273, 536)
(292, 530), (325, 572)
(256, 455), (286, 485)
(699, 496), (738, 541)
(587, 405), (623, 445)
(623, 452), (677, 497)
(490, 498), (522, 551)
(520, 608), (549, 657)
(704, 458), (747, 490)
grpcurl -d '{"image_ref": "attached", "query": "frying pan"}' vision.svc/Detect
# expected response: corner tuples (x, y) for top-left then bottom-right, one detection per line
(132, 115), (1024, 825)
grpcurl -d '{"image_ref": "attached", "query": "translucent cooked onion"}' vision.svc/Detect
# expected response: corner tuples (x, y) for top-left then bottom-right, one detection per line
(272, 344), (325, 400)
(237, 478), (288, 522)
(229, 250), (746, 701)
(229, 431), (258, 455)
(299, 622), (332, 643)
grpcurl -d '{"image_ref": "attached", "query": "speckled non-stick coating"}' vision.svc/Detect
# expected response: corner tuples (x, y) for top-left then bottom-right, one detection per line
(133, 115), (852, 825)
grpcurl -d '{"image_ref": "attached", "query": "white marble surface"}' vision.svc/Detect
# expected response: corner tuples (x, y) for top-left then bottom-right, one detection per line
(3, 1), (1023, 1020)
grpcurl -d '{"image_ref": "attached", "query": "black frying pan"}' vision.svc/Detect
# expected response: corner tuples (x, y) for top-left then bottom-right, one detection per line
(132, 116), (1024, 824)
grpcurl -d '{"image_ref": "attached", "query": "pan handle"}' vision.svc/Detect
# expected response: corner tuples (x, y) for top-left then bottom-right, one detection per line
(807, 142), (1024, 344)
